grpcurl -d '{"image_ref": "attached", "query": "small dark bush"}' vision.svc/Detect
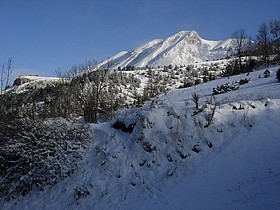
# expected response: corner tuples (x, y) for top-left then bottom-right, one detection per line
(213, 83), (239, 95)
(264, 69), (271, 78)
(112, 121), (135, 133)
(207, 141), (213, 148)
(75, 186), (90, 202)
(192, 144), (202, 153)
(277, 68), (280, 82)
(239, 78), (250, 85)
(142, 142), (157, 153)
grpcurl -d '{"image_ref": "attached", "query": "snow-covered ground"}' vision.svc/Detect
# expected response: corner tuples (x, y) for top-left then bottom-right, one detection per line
(1, 66), (280, 210)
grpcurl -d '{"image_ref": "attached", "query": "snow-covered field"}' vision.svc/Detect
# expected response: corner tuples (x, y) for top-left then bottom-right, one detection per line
(1, 65), (280, 210)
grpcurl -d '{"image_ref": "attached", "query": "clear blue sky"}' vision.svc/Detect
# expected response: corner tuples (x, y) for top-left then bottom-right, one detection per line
(0, 0), (279, 79)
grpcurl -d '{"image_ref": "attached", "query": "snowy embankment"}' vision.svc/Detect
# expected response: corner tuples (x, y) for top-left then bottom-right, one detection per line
(1, 66), (280, 210)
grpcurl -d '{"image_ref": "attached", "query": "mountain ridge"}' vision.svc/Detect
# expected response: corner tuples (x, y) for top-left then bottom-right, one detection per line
(100, 30), (233, 69)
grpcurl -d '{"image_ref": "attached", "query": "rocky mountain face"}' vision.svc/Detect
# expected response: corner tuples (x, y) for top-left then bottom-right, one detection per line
(99, 30), (233, 69)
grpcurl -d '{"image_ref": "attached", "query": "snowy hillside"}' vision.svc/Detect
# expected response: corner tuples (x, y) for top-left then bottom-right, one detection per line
(99, 31), (233, 69)
(9, 75), (61, 94)
(1, 65), (280, 210)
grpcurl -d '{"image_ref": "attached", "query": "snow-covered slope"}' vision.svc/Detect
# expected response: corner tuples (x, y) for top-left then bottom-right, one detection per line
(99, 31), (232, 69)
(13, 75), (60, 84)
(8, 75), (61, 94)
(1, 66), (280, 210)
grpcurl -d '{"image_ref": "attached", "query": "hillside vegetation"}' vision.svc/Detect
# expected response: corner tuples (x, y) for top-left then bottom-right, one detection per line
(1, 64), (280, 209)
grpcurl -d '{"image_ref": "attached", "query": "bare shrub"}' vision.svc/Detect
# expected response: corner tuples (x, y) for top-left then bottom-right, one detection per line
(0, 118), (90, 201)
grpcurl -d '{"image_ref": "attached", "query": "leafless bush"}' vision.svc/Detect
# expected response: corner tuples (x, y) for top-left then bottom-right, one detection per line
(204, 96), (217, 127)
(0, 118), (90, 201)
(191, 93), (200, 110)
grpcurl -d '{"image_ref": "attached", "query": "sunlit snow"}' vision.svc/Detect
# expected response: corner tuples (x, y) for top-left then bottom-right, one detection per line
(1, 64), (280, 210)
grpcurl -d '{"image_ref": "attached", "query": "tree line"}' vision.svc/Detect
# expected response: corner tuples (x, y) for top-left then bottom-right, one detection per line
(226, 17), (280, 76)
(0, 61), (147, 123)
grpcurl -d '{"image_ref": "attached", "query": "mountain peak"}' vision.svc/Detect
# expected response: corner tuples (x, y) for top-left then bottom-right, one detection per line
(173, 30), (200, 38)
(184, 30), (201, 44)
(168, 30), (201, 42)
(172, 30), (197, 35)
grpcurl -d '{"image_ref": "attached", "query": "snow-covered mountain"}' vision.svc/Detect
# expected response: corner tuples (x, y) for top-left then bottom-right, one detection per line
(99, 30), (233, 69)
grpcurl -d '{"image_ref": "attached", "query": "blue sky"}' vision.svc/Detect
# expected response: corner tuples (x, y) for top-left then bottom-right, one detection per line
(0, 0), (279, 79)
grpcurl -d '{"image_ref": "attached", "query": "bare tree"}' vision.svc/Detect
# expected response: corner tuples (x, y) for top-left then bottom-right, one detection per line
(1, 57), (13, 93)
(269, 18), (280, 57)
(231, 29), (248, 73)
(192, 93), (199, 110)
(52, 59), (116, 123)
(257, 22), (272, 66)
(1, 64), (5, 95)
(53, 67), (74, 118)
(0, 57), (13, 121)
(78, 69), (109, 123)
(81, 59), (98, 72)
(270, 18), (280, 41)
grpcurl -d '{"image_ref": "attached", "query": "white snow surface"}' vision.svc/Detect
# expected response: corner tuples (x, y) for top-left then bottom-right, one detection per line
(1, 66), (280, 210)
(17, 75), (60, 81)
(7, 75), (62, 94)
(99, 31), (233, 69)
